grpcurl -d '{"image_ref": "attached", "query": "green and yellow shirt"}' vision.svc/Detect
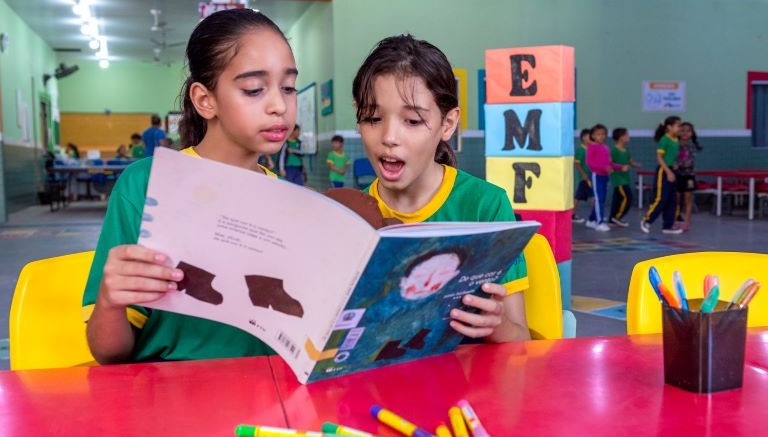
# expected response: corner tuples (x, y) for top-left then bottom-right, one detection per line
(657, 134), (680, 167)
(610, 146), (632, 187)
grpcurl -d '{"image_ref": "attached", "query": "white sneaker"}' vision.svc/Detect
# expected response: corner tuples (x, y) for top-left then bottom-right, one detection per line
(640, 221), (650, 233)
(662, 227), (684, 235)
(595, 223), (611, 232)
(572, 215), (585, 224)
(611, 217), (629, 227)
(585, 220), (598, 229)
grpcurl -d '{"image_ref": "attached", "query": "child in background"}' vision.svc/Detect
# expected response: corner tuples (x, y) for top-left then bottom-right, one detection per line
(641, 116), (683, 234)
(608, 128), (641, 227)
(585, 124), (621, 232)
(278, 124), (305, 185)
(675, 121), (701, 232)
(572, 129), (593, 223)
(115, 144), (130, 160)
(129, 133), (145, 159)
(83, 9), (298, 364)
(326, 134), (350, 187)
(353, 34), (530, 342)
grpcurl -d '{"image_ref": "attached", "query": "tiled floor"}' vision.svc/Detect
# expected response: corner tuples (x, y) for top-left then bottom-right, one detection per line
(2, 198), (767, 370)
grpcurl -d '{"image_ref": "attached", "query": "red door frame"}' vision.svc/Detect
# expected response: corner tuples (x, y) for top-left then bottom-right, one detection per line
(746, 71), (768, 129)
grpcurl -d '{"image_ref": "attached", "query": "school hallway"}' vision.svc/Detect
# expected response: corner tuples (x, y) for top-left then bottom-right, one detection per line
(2, 198), (767, 370)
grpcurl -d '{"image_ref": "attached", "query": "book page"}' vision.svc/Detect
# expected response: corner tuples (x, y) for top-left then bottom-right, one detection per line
(139, 149), (378, 383)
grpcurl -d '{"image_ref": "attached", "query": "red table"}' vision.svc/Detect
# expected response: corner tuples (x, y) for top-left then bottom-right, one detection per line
(271, 330), (768, 436)
(0, 356), (286, 436)
(2, 332), (768, 436)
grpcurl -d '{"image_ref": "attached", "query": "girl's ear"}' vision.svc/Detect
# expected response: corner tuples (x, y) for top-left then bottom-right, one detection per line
(190, 82), (216, 120)
(440, 107), (461, 141)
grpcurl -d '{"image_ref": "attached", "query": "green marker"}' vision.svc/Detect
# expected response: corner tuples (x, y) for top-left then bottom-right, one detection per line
(700, 285), (720, 313)
(322, 422), (376, 437)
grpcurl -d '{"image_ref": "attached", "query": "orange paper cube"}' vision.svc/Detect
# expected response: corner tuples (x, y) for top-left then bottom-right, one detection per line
(486, 45), (574, 104)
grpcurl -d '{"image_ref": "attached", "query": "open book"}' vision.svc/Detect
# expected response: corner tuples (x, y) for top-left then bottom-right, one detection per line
(140, 148), (540, 383)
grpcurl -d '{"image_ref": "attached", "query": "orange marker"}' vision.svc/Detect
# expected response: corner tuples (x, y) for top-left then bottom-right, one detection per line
(658, 283), (679, 309)
(738, 282), (761, 308)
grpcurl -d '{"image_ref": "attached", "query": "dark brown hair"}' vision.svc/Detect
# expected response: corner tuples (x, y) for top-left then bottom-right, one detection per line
(352, 34), (459, 167)
(654, 116), (682, 143)
(179, 9), (288, 148)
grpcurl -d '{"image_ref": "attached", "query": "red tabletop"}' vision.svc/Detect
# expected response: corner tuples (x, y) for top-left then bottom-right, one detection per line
(272, 330), (768, 436)
(0, 356), (285, 436)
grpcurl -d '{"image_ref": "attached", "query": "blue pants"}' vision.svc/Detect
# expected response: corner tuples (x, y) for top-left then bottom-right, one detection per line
(589, 174), (609, 224)
(644, 166), (677, 229)
(330, 181), (344, 188)
(285, 166), (304, 186)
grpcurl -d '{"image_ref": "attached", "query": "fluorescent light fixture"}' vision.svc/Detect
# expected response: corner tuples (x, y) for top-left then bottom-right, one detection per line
(99, 59), (109, 69)
(80, 23), (91, 35)
(88, 39), (99, 50)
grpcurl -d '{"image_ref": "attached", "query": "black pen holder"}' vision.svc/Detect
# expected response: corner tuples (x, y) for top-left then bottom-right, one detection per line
(662, 299), (748, 393)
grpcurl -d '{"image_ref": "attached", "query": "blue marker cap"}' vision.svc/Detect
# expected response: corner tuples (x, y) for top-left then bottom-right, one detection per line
(648, 266), (668, 305)
(370, 405), (382, 417)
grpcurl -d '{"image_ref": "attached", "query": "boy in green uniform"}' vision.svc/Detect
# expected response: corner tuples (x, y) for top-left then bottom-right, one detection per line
(609, 128), (641, 227)
(129, 133), (145, 159)
(326, 135), (350, 188)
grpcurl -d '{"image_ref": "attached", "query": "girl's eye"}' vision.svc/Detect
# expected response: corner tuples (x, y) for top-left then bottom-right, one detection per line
(405, 118), (424, 126)
(362, 117), (381, 124)
(243, 88), (264, 96)
(282, 86), (297, 94)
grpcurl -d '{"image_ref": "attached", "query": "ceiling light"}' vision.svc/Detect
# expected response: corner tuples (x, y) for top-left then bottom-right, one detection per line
(72, 4), (82, 15)
(80, 23), (91, 35)
(88, 39), (99, 50)
(99, 59), (109, 69)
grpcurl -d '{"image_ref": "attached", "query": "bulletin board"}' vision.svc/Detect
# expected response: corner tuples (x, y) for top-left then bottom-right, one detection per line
(297, 83), (317, 154)
(60, 113), (152, 153)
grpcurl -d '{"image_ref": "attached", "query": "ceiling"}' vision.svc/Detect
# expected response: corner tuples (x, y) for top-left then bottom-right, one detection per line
(4, 0), (321, 64)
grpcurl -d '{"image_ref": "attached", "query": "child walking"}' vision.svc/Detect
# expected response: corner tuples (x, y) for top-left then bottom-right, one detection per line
(83, 9), (298, 364)
(585, 124), (620, 232)
(572, 128), (593, 223)
(609, 127), (641, 227)
(641, 116), (683, 234)
(353, 34), (530, 342)
(675, 121), (701, 232)
(326, 134), (350, 187)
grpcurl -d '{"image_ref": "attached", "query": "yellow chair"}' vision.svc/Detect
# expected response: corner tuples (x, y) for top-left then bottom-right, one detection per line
(627, 252), (768, 335)
(10, 251), (97, 370)
(523, 233), (569, 339)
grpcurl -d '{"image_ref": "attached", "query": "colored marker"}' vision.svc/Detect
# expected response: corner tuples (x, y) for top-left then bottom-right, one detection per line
(370, 405), (433, 437)
(235, 424), (339, 437)
(322, 423), (377, 437)
(700, 285), (720, 313)
(737, 282), (761, 309)
(658, 283), (679, 309)
(672, 271), (689, 311)
(726, 279), (755, 310)
(456, 400), (490, 437)
(435, 424), (453, 437)
(648, 266), (669, 305)
(448, 407), (469, 437)
(704, 275), (713, 296)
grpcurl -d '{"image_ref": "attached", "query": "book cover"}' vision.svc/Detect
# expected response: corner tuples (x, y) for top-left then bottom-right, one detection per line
(140, 149), (539, 383)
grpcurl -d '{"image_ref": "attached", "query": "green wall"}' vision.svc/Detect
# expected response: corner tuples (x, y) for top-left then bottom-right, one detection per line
(331, 0), (768, 131)
(58, 60), (186, 115)
(286, 1), (335, 135)
(0, 0), (61, 219)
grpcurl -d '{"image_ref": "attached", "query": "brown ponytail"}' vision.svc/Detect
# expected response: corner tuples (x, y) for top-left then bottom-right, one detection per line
(435, 140), (457, 166)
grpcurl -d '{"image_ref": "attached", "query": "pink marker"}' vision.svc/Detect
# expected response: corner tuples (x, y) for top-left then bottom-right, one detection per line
(457, 400), (490, 437)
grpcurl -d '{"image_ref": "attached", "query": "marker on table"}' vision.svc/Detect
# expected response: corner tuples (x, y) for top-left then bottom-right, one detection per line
(435, 424), (453, 437)
(235, 424), (339, 437)
(726, 278), (755, 310)
(456, 400), (490, 437)
(737, 282), (761, 309)
(700, 284), (720, 313)
(672, 270), (689, 311)
(322, 423), (376, 437)
(370, 405), (434, 437)
(448, 406), (469, 437)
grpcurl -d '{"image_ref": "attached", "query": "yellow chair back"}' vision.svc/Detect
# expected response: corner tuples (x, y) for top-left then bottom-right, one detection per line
(523, 233), (564, 339)
(627, 252), (768, 335)
(10, 251), (97, 370)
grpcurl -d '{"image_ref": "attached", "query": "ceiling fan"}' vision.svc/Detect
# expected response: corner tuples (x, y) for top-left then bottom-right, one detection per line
(149, 9), (185, 62)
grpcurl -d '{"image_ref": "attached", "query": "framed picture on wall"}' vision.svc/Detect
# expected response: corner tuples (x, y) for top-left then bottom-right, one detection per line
(166, 112), (182, 136)
(321, 79), (333, 116)
(297, 83), (317, 154)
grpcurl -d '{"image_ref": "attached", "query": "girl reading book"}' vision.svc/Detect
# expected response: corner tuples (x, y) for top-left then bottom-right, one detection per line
(83, 9), (298, 363)
(353, 34), (531, 342)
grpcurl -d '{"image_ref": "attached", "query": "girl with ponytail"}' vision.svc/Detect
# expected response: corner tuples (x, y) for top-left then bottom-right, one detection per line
(352, 34), (530, 342)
